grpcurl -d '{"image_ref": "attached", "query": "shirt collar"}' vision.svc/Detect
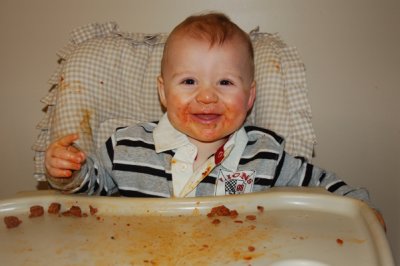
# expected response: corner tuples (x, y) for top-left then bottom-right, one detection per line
(153, 113), (190, 153)
(220, 126), (248, 171)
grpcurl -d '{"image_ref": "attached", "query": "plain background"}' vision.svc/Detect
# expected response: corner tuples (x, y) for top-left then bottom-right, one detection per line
(0, 0), (398, 262)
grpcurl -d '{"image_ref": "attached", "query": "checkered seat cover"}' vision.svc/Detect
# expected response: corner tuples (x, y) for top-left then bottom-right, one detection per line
(32, 22), (316, 181)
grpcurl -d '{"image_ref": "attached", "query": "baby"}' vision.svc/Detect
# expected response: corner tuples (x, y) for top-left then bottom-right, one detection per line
(45, 13), (384, 227)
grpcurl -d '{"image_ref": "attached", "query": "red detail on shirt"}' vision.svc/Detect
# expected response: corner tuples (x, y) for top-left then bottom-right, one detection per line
(215, 146), (225, 165)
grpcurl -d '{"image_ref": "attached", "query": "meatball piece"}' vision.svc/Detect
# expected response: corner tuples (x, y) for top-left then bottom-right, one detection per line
(4, 216), (22, 228)
(29, 205), (44, 218)
(48, 202), (61, 214)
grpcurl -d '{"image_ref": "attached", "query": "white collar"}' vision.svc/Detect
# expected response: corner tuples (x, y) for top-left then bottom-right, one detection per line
(221, 127), (248, 171)
(153, 113), (191, 153)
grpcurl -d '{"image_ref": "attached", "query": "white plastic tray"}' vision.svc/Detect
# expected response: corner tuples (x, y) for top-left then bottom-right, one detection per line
(0, 188), (394, 266)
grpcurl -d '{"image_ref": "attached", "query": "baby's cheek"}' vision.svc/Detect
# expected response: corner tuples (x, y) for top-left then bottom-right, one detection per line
(176, 106), (189, 123)
(225, 103), (247, 123)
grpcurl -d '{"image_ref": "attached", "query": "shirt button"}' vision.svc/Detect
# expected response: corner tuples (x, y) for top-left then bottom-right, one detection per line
(180, 164), (188, 171)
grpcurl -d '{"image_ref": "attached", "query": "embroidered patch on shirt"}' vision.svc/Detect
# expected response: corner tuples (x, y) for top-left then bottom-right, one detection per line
(215, 170), (256, 195)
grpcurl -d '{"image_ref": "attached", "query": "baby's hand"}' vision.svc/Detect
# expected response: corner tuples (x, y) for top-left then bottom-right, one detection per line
(45, 134), (86, 178)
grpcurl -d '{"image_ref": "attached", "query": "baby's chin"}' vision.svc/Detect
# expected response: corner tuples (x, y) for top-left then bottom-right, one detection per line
(187, 131), (231, 145)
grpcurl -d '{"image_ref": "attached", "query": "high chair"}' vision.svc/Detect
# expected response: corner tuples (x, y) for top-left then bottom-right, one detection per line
(15, 21), (394, 264)
(32, 21), (316, 182)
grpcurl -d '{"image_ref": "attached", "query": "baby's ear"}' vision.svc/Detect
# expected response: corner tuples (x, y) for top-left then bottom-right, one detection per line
(247, 80), (256, 111)
(157, 75), (167, 108)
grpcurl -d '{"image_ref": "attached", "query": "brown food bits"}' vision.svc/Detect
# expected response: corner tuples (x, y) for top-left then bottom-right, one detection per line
(211, 219), (221, 225)
(246, 215), (256, 221)
(62, 206), (82, 217)
(257, 205), (264, 212)
(48, 202), (61, 214)
(199, 244), (209, 251)
(209, 205), (231, 216)
(229, 210), (239, 219)
(248, 246), (256, 252)
(62, 211), (71, 216)
(207, 205), (238, 218)
(4, 216), (22, 229)
(201, 166), (212, 177)
(89, 205), (98, 215)
(29, 205), (44, 218)
(336, 238), (344, 245)
(69, 206), (82, 217)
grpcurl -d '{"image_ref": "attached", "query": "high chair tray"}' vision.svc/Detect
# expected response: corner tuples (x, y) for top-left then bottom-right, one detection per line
(0, 188), (394, 266)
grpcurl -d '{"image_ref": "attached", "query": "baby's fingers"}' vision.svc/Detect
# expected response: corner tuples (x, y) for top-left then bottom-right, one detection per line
(49, 155), (82, 171)
(57, 133), (80, 148)
(47, 167), (74, 179)
(52, 146), (85, 164)
(48, 134), (85, 162)
(46, 157), (82, 178)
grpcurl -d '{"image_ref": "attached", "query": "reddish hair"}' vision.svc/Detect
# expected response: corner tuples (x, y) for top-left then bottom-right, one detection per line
(161, 12), (254, 78)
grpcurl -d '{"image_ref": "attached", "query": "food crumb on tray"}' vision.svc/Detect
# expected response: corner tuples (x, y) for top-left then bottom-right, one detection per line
(48, 202), (61, 214)
(246, 215), (257, 221)
(62, 206), (83, 217)
(207, 205), (263, 227)
(4, 216), (22, 229)
(207, 205), (238, 218)
(89, 205), (98, 215)
(29, 205), (44, 218)
(3, 202), (99, 229)
(211, 218), (221, 225)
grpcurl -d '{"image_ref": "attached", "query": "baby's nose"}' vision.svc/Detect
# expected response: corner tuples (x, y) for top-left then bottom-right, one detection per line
(195, 87), (218, 104)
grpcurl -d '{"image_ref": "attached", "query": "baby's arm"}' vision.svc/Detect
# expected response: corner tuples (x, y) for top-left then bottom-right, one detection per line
(275, 152), (386, 229)
(45, 133), (118, 195)
(275, 153), (370, 202)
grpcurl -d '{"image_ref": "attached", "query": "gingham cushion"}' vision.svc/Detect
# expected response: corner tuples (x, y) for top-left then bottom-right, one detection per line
(33, 22), (316, 181)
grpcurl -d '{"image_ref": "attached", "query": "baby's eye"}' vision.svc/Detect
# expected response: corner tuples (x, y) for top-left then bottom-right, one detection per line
(219, 80), (233, 86)
(182, 79), (196, 85)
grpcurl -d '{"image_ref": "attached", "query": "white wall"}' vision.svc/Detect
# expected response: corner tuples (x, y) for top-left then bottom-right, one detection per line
(1, 0), (398, 262)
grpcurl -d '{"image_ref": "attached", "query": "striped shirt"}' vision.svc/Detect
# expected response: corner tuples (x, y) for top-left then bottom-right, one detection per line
(48, 114), (371, 206)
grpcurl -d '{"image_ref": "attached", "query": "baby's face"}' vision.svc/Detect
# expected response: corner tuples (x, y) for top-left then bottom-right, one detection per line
(158, 36), (255, 143)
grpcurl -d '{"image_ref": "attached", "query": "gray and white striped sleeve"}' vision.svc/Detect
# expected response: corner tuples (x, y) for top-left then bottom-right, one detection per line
(273, 153), (372, 206)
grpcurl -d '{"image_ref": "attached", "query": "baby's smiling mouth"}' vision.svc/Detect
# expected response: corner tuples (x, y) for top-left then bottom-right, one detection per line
(192, 113), (221, 124)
